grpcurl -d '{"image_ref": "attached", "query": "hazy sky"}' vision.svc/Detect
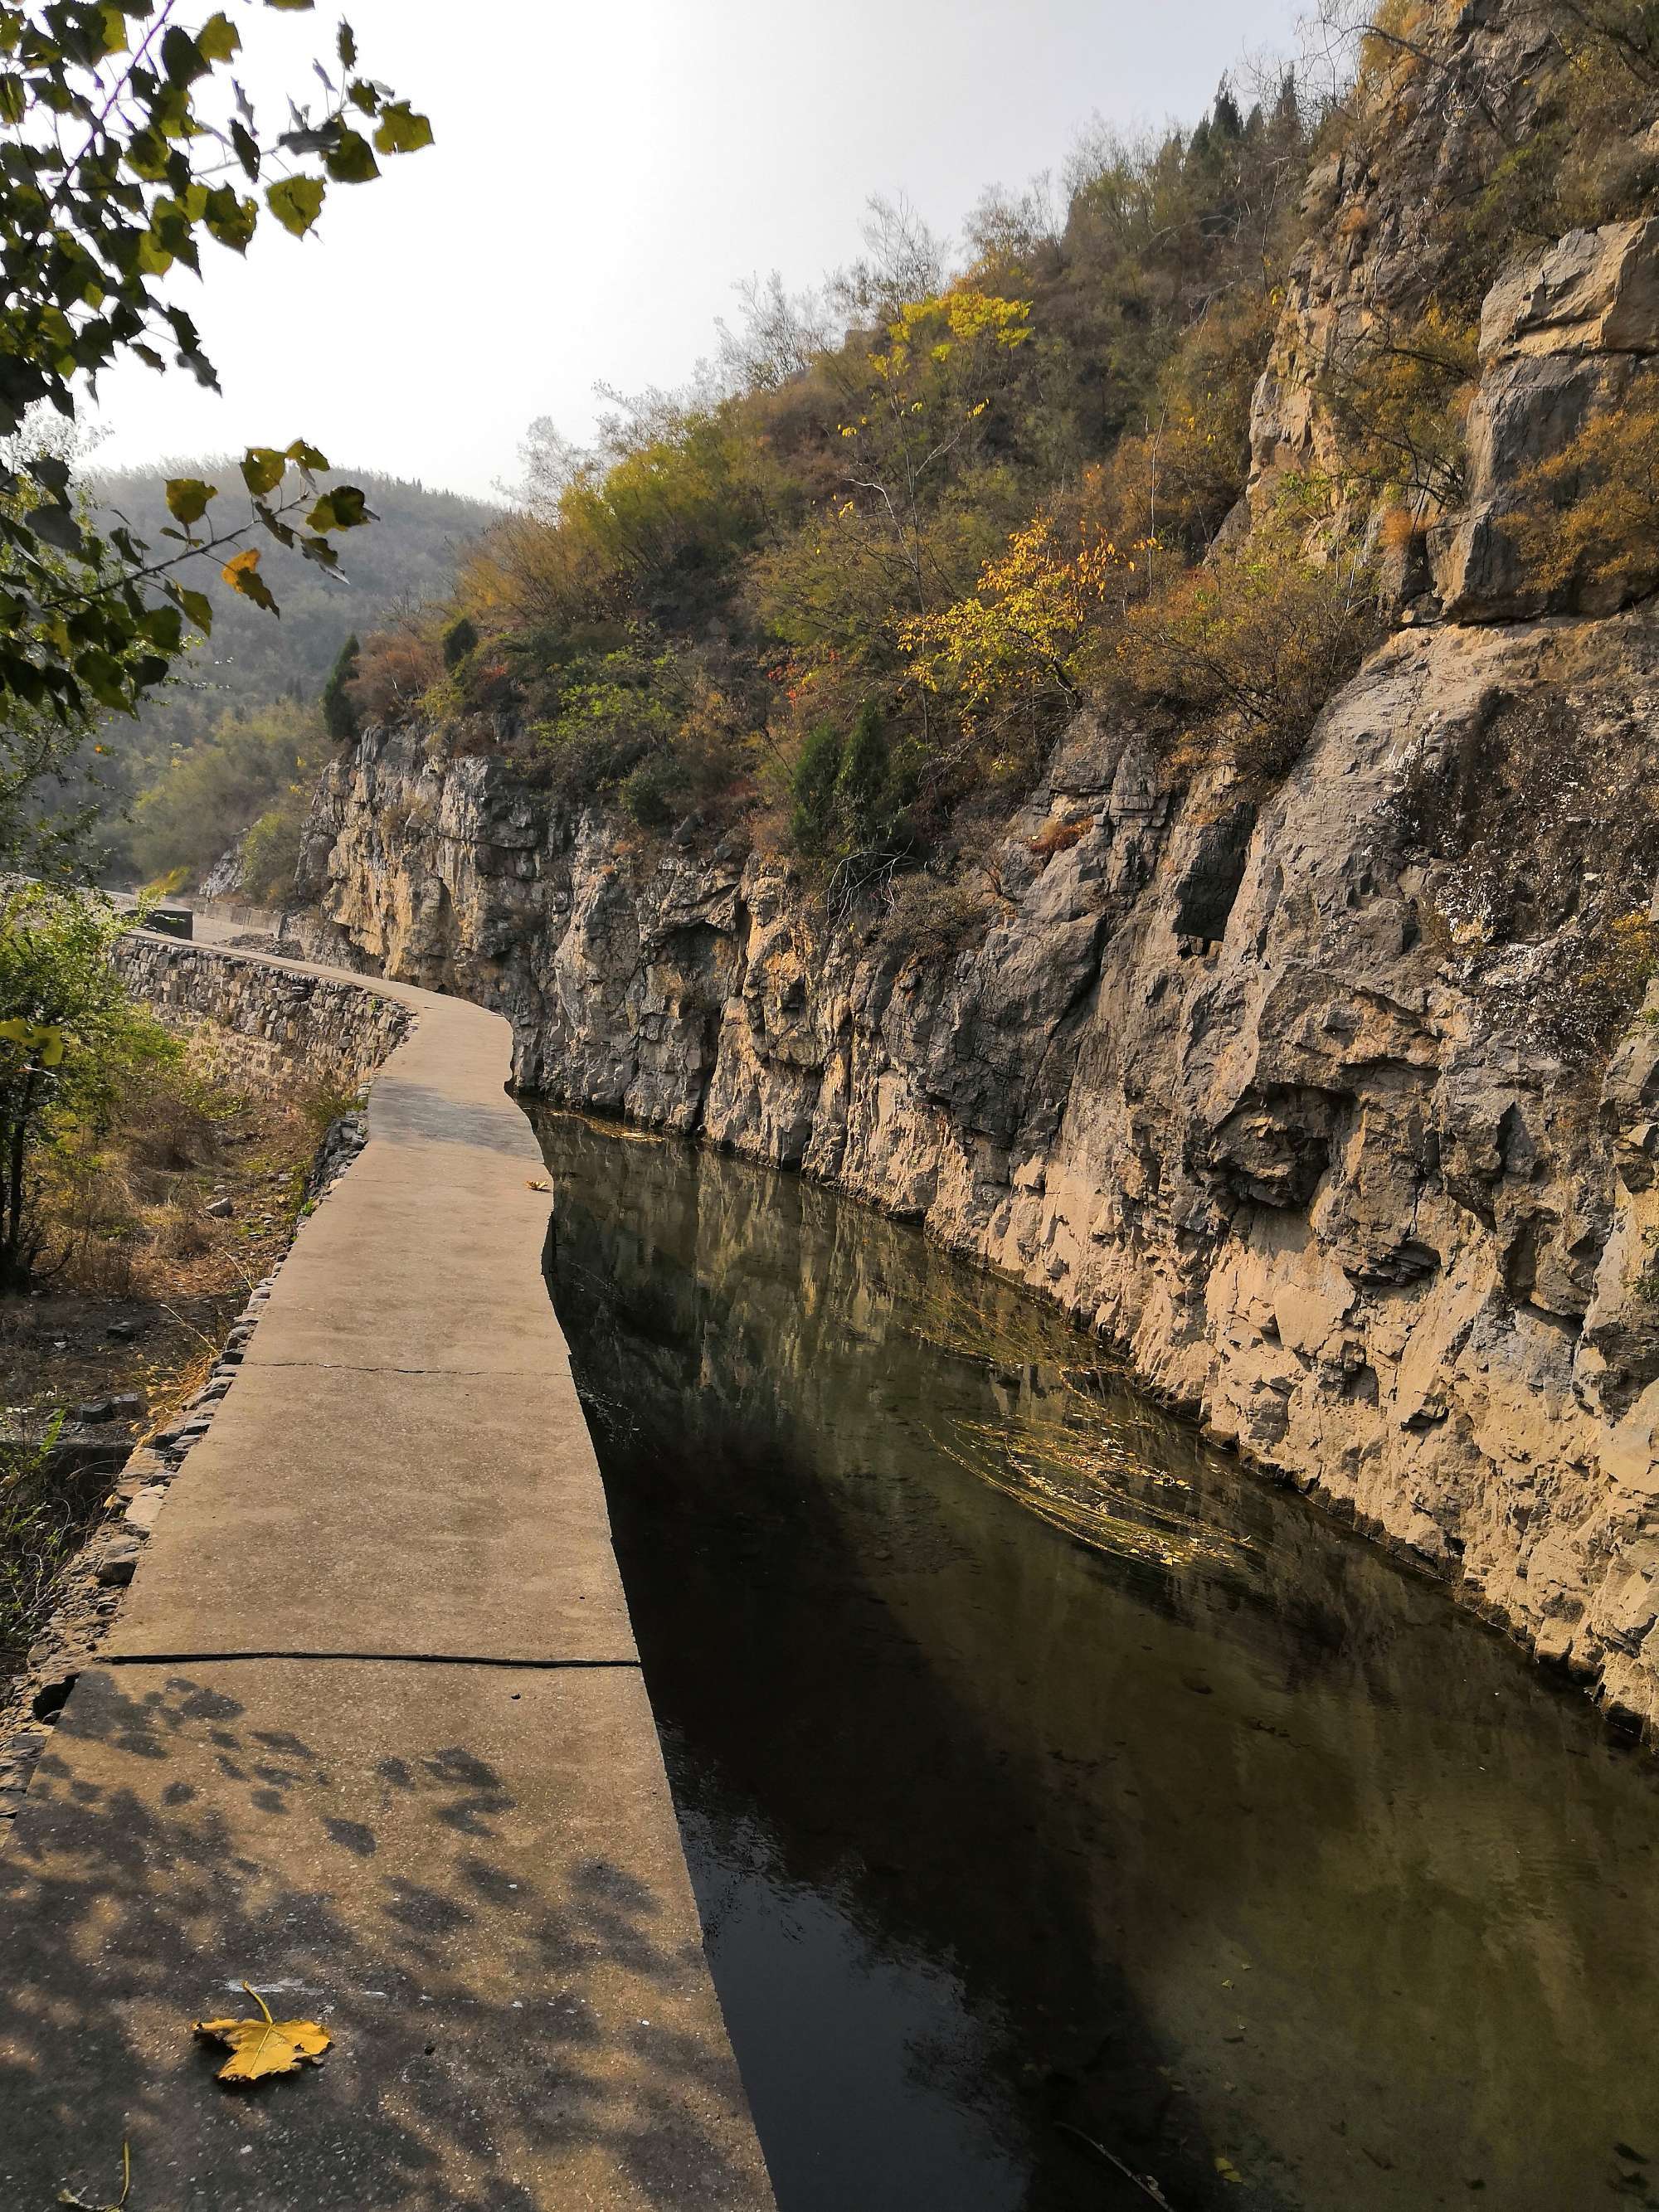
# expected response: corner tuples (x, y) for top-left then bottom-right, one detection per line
(88, 0), (1307, 501)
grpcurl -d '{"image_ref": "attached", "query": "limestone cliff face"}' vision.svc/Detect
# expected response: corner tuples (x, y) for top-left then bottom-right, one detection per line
(289, 22), (1659, 1724)
(291, 602), (1659, 1724)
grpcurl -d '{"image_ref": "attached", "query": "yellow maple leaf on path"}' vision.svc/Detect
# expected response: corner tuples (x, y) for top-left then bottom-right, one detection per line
(194, 1981), (332, 2086)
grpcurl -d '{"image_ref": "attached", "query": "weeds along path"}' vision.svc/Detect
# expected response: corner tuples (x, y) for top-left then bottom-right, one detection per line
(0, 935), (773, 2212)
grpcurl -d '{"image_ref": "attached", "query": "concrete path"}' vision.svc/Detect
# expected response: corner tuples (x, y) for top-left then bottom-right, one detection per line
(0, 946), (776, 2211)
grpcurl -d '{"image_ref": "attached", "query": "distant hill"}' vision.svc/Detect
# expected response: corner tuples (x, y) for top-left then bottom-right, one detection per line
(93, 462), (499, 744)
(81, 464), (498, 879)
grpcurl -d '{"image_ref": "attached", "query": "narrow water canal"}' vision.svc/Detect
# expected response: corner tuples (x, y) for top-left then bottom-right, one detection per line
(533, 1109), (1659, 2212)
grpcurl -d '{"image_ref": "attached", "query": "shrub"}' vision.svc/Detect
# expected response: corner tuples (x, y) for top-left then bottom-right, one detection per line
(1029, 816), (1089, 860)
(619, 751), (693, 829)
(790, 722), (844, 854)
(1508, 399), (1659, 607)
(0, 890), (178, 1291)
(0, 1416), (75, 1667)
(441, 613), (479, 670)
(1320, 305), (1480, 510)
(528, 637), (684, 807)
(1565, 909), (1659, 1055)
(1107, 535), (1381, 779)
(883, 871), (996, 965)
(348, 622), (445, 726)
(240, 802), (307, 904)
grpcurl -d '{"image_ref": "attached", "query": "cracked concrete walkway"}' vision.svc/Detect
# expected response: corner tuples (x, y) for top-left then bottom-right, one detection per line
(0, 941), (776, 2211)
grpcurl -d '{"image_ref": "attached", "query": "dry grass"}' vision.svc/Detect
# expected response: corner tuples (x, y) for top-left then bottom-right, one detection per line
(1027, 816), (1090, 861)
(0, 1048), (332, 1682)
(898, 1273), (1259, 1576)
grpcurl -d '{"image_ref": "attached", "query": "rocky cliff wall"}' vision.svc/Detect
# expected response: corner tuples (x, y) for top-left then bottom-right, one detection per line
(284, 15), (1659, 1728)
(287, 596), (1659, 1728)
(114, 935), (411, 1098)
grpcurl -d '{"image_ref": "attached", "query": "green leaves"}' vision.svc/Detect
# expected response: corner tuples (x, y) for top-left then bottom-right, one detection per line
(204, 185), (257, 252)
(324, 129), (378, 185)
(0, 1018), (66, 1068)
(240, 448), (289, 498)
(265, 176), (326, 237)
(306, 486), (373, 532)
(29, 504), (86, 557)
(372, 102), (434, 155)
(197, 13), (241, 64)
(163, 478), (216, 529)
(165, 586), (215, 637)
(160, 26), (212, 85)
(0, 0), (431, 725)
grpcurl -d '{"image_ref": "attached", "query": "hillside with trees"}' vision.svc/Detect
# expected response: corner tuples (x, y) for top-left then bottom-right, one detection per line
(326, 2), (1656, 911)
(80, 468), (495, 887)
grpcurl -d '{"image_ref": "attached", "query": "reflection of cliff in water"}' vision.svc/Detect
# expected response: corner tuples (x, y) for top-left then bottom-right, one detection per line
(536, 1109), (1659, 2212)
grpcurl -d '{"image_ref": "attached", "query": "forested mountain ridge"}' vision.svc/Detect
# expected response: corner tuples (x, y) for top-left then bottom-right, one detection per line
(289, 0), (1659, 1732)
(80, 466), (495, 886)
(93, 464), (496, 737)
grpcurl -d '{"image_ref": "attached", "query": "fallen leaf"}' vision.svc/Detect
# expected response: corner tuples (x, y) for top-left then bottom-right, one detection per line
(525, 1178), (552, 1192)
(59, 2141), (130, 2208)
(195, 1981), (331, 2086)
(1214, 2155), (1245, 2184)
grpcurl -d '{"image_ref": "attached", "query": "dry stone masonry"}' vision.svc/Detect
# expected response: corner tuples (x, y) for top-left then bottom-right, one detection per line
(114, 933), (410, 1098)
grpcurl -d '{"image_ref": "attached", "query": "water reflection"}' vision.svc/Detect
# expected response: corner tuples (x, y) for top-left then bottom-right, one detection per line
(534, 1108), (1659, 2212)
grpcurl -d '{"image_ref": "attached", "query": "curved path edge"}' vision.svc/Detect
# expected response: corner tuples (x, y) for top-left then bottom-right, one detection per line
(0, 935), (776, 2212)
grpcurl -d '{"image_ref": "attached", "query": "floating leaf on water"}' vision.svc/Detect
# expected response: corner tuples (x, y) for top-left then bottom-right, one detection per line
(195, 1981), (331, 2086)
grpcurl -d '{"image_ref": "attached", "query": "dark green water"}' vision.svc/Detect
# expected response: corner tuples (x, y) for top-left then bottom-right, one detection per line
(534, 1108), (1659, 2212)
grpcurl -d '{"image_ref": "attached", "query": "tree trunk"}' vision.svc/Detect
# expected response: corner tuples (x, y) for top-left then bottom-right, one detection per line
(2, 1074), (35, 1292)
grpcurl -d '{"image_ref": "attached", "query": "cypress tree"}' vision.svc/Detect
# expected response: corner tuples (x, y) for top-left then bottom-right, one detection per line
(322, 634), (361, 745)
(835, 700), (893, 849)
(791, 723), (844, 854)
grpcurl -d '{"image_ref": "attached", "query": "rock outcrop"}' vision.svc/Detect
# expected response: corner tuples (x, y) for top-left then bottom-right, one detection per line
(289, 598), (1659, 1726)
(286, 7), (1659, 1727)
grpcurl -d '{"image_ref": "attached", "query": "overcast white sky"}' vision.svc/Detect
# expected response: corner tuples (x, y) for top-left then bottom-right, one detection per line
(88, 0), (1307, 501)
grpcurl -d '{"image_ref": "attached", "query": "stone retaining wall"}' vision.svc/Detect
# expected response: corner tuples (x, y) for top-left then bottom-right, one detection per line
(114, 932), (411, 1097)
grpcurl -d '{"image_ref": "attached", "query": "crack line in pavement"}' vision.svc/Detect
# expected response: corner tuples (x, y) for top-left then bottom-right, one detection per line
(102, 1651), (641, 1670)
(240, 1359), (568, 1378)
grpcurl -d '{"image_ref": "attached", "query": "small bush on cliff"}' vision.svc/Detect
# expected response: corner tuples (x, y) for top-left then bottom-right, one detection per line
(528, 639), (684, 806)
(1508, 399), (1659, 607)
(348, 621), (445, 727)
(1562, 909), (1659, 1057)
(883, 869), (998, 966)
(240, 804), (308, 905)
(1106, 529), (1382, 779)
(1318, 304), (1480, 510)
